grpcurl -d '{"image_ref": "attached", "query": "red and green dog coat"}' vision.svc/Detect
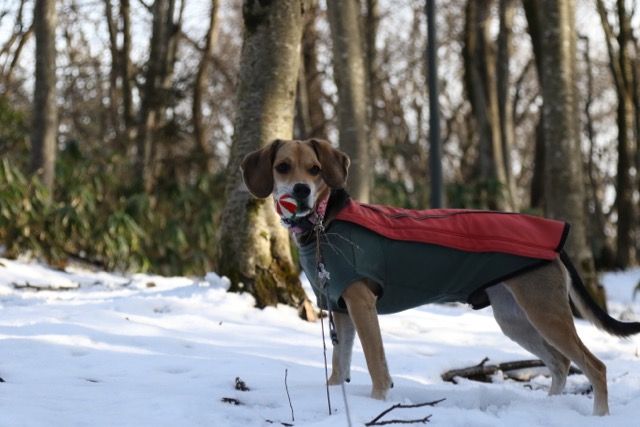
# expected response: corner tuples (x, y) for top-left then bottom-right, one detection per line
(299, 199), (569, 314)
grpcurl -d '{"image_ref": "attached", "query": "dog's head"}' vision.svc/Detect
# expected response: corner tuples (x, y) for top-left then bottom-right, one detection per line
(241, 139), (350, 221)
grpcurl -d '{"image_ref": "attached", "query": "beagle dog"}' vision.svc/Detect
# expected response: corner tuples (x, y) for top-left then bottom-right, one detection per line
(241, 138), (640, 416)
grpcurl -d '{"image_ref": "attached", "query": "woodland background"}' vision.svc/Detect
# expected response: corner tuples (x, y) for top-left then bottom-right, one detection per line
(0, 0), (638, 308)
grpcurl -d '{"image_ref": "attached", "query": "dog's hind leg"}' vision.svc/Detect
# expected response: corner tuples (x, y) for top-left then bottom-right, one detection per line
(487, 283), (571, 395)
(504, 260), (609, 416)
(328, 311), (356, 385)
(341, 279), (393, 400)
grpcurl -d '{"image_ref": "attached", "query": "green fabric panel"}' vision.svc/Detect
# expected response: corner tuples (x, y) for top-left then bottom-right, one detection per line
(299, 221), (546, 314)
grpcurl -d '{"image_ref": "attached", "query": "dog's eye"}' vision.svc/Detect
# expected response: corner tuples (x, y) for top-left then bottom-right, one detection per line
(275, 163), (290, 174)
(310, 165), (321, 176)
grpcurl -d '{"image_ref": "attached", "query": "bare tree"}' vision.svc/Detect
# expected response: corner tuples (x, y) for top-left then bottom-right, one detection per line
(596, 0), (638, 268)
(295, 1), (327, 140)
(497, 0), (518, 210)
(216, 0), (308, 309)
(0, 0), (33, 96)
(192, 0), (220, 174)
(135, 0), (185, 193)
(103, 0), (135, 151)
(29, 0), (58, 197)
(522, 0), (546, 211)
(327, 0), (370, 202)
(540, 0), (602, 307)
(463, 0), (514, 210)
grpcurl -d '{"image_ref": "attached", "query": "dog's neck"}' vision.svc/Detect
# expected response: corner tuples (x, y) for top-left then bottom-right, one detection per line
(279, 189), (350, 244)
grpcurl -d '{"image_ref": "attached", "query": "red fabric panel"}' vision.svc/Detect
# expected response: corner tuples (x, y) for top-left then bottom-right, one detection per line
(335, 200), (568, 260)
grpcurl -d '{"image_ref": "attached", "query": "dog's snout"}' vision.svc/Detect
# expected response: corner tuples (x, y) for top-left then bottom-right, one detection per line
(292, 183), (311, 200)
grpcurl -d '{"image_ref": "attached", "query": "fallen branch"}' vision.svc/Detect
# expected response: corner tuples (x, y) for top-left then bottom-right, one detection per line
(365, 398), (445, 426)
(441, 358), (582, 383)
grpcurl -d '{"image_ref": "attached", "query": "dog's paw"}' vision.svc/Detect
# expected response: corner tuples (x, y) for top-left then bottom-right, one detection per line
(370, 387), (388, 400)
(327, 375), (344, 386)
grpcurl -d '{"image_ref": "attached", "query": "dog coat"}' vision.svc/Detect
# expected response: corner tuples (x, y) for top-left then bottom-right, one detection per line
(299, 200), (570, 314)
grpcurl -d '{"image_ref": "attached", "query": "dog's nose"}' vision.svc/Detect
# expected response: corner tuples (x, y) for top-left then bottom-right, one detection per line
(292, 183), (311, 201)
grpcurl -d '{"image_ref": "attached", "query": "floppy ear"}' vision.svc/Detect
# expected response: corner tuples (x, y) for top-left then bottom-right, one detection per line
(309, 139), (350, 189)
(240, 139), (282, 198)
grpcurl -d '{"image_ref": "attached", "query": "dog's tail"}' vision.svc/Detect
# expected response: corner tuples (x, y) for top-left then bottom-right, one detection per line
(561, 251), (640, 338)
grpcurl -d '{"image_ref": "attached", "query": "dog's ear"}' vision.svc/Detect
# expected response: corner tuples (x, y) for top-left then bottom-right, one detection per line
(310, 139), (350, 189)
(240, 139), (282, 198)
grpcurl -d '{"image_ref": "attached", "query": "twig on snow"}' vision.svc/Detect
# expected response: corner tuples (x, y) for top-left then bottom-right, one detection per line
(365, 398), (445, 426)
(284, 369), (294, 423)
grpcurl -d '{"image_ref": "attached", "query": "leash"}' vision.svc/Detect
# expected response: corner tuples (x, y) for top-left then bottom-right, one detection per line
(315, 213), (334, 416)
(314, 212), (352, 426)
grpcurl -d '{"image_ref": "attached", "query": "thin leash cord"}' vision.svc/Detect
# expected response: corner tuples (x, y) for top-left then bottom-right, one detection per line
(315, 219), (353, 426)
(315, 221), (333, 416)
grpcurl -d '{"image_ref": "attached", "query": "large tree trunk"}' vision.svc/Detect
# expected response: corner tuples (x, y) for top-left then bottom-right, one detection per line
(327, 0), (371, 202)
(540, 0), (603, 308)
(596, 0), (637, 268)
(463, 0), (513, 211)
(29, 0), (58, 198)
(216, 0), (307, 309)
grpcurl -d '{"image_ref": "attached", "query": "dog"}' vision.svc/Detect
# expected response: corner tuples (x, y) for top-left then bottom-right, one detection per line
(240, 138), (640, 416)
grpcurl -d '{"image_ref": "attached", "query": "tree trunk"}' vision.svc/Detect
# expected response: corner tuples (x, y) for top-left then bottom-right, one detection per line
(103, 0), (135, 152)
(596, 0), (637, 268)
(540, 0), (603, 309)
(327, 0), (371, 202)
(192, 0), (220, 174)
(29, 0), (58, 198)
(581, 35), (615, 269)
(497, 0), (517, 210)
(295, 1), (327, 140)
(216, 0), (307, 309)
(135, 0), (182, 193)
(120, 0), (135, 142)
(523, 0), (545, 211)
(463, 0), (512, 211)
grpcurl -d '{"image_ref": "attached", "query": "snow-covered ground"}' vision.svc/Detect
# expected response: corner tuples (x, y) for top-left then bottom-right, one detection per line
(1, 256), (639, 426)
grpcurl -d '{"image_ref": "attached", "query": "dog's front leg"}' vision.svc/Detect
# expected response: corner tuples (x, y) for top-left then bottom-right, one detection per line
(341, 280), (393, 400)
(328, 312), (355, 385)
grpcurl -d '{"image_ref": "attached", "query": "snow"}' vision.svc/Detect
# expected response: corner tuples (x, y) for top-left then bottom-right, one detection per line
(1, 257), (640, 427)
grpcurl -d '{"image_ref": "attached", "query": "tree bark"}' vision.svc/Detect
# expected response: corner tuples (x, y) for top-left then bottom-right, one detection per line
(216, 0), (308, 309)
(327, 0), (371, 202)
(540, 0), (603, 308)
(29, 0), (58, 198)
